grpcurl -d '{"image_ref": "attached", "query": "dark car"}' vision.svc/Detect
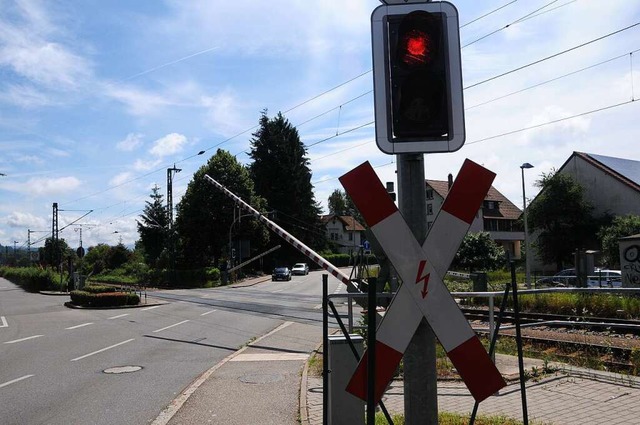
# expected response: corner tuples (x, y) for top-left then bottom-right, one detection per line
(272, 267), (292, 281)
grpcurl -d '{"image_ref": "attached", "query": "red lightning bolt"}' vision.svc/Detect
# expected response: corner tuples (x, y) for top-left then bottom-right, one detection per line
(415, 260), (430, 299)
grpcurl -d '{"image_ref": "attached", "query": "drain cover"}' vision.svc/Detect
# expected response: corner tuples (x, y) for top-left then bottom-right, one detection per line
(239, 373), (284, 384)
(103, 366), (142, 374)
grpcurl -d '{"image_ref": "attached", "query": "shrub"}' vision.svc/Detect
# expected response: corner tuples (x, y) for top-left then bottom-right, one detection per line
(0, 266), (60, 292)
(70, 290), (139, 307)
(83, 285), (119, 294)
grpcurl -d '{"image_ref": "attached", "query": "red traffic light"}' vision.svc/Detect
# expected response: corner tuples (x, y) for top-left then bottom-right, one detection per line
(401, 29), (431, 66)
(371, 1), (465, 154)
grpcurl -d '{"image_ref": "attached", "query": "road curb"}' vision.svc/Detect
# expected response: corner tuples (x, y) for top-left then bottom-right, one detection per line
(151, 321), (294, 425)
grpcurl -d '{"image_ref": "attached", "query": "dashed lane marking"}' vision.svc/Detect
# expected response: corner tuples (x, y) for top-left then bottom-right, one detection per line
(0, 375), (34, 389)
(141, 305), (162, 311)
(0, 316), (7, 328)
(71, 339), (135, 362)
(200, 310), (216, 316)
(65, 322), (93, 330)
(152, 320), (190, 333)
(4, 335), (43, 344)
(107, 313), (129, 320)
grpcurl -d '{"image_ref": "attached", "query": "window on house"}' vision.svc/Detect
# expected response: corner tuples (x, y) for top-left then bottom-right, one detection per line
(426, 189), (433, 200)
(348, 233), (353, 241)
(487, 201), (496, 210)
(427, 204), (433, 215)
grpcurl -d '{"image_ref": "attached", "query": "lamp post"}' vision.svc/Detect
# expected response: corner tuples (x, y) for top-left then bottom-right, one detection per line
(521, 162), (534, 288)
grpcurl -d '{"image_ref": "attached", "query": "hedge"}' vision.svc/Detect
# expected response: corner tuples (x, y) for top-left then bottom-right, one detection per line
(146, 267), (221, 287)
(320, 253), (379, 268)
(70, 290), (140, 307)
(0, 266), (60, 292)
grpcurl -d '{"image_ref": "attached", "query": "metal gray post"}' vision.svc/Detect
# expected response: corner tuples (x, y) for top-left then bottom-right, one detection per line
(398, 153), (437, 425)
(328, 335), (364, 425)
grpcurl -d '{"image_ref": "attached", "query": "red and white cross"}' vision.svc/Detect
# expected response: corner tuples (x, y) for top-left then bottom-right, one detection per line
(339, 159), (506, 403)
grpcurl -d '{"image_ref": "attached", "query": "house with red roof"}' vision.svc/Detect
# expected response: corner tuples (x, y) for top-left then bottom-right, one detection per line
(426, 175), (524, 259)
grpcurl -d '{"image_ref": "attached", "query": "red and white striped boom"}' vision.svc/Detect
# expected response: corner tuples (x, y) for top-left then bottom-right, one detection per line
(204, 175), (359, 291)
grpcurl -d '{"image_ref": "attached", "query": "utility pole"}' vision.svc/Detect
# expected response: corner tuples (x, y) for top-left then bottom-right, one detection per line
(167, 165), (181, 284)
(52, 202), (59, 270)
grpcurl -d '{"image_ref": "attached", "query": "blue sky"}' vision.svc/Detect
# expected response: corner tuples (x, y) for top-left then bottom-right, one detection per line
(1, 0), (639, 250)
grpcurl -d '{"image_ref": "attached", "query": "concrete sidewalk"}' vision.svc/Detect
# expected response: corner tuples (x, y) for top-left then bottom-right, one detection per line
(154, 320), (321, 425)
(304, 354), (640, 425)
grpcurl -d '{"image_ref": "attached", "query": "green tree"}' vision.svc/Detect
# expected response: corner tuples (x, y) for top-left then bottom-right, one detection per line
(175, 149), (269, 269)
(452, 231), (504, 273)
(40, 237), (71, 269)
(328, 189), (347, 215)
(107, 243), (131, 270)
(527, 170), (597, 271)
(82, 243), (111, 275)
(249, 111), (326, 257)
(598, 215), (640, 268)
(137, 185), (169, 268)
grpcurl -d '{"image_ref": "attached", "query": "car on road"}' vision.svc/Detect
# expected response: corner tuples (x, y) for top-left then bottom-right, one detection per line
(272, 267), (292, 281)
(291, 263), (309, 276)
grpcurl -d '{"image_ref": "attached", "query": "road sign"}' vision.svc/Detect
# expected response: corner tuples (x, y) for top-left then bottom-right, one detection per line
(371, 1), (464, 154)
(363, 240), (371, 251)
(339, 160), (505, 403)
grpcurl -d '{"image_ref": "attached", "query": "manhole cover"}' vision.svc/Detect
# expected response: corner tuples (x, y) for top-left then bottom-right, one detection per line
(103, 366), (143, 374)
(239, 373), (284, 384)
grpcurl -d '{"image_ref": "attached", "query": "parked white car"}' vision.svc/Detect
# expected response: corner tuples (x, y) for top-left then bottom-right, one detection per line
(586, 269), (622, 287)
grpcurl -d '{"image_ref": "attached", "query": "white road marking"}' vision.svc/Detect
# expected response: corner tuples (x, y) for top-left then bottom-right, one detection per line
(0, 316), (7, 328)
(273, 289), (284, 293)
(0, 375), (34, 389)
(71, 339), (135, 362)
(200, 310), (216, 316)
(152, 320), (190, 333)
(4, 335), (43, 344)
(230, 353), (309, 362)
(107, 313), (129, 320)
(65, 322), (93, 330)
(141, 305), (162, 311)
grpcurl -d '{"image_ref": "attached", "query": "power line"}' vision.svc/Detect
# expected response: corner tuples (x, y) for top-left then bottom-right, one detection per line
(467, 47), (640, 110)
(463, 0), (561, 48)
(467, 99), (637, 145)
(465, 21), (640, 89)
(460, 0), (518, 28)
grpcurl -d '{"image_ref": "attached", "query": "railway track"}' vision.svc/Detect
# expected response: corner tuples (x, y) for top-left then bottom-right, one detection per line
(461, 307), (640, 374)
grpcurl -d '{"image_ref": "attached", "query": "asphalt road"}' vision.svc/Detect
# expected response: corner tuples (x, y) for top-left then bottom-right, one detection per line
(0, 270), (344, 425)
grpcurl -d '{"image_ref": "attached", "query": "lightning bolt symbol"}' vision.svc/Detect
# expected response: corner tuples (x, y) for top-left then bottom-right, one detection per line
(415, 259), (430, 299)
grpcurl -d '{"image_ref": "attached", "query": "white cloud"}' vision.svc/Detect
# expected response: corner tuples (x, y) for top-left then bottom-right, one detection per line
(5, 176), (82, 196)
(109, 172), (133, 187)
(103, 83), (173, 116)
(116, 133), (144, 151)
(6, 211), (47, 229)
(149, 133), (187, 157)
(133, 158), (161, 171)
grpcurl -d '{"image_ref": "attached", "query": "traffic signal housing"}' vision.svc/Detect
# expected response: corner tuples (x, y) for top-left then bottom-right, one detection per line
(371, 1), (464, 154)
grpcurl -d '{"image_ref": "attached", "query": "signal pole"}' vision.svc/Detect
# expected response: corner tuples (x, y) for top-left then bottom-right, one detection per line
(370, 2), (464, 423)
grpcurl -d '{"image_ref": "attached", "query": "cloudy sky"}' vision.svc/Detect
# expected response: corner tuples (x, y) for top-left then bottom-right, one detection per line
(1, 0), (639, 251)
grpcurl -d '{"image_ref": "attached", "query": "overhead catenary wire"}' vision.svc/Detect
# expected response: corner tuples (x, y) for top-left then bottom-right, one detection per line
(467, 47), (640, 110)
(462, 0), (561, 48)
(465, 21), (640, 89)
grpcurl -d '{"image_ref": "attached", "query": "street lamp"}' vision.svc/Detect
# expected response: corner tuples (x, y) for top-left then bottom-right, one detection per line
(521, 162), (534, 288)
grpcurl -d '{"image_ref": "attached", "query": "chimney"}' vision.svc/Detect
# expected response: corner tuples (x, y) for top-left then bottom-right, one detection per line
(448, 173), (453, 190)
